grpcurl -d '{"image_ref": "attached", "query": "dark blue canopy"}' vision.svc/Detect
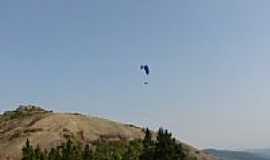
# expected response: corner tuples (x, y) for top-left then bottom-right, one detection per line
(140, 65), (150, 75)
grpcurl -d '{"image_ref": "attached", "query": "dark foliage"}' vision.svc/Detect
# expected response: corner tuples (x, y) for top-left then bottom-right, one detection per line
(21, 128), (186, 160)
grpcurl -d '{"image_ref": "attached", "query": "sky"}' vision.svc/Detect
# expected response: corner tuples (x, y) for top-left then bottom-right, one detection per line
(1, 0), (270, 150)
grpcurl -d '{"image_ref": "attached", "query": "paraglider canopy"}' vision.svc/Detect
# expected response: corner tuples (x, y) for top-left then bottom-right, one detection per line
(140, 65), (150, 75)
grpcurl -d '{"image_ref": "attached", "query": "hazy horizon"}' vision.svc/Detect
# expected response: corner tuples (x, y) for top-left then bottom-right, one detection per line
(2, 0), (270, 150)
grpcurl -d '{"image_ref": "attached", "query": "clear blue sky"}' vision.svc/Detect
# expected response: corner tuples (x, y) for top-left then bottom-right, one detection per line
(1, 0), (270, 149)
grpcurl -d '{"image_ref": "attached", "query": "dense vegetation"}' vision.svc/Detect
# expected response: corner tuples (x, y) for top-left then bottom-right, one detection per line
(1, 105), (49, 121)
(21, 128), (187, 160)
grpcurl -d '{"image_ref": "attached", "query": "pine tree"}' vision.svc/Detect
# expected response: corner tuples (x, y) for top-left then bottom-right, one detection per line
(173, 142), (185, 160)
(22, 138), (34, 160)
(34, 145), (43, 160)
(82, 144), (93, 160)
(155, 128), (185, 160)
(140, 128), (154, 160)
(154, 128), (173, 160)
(48, 148), (57, 160)
(71, 145), (81, 160)
(123, 140), (142, 160)
(61, 139), (74, 160)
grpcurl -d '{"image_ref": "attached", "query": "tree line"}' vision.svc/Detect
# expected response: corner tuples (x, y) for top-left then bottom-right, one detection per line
(22, 128), (188, 160)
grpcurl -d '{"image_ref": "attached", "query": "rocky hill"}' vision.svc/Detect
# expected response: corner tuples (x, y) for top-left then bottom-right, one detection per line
(0, 105), (216, 160)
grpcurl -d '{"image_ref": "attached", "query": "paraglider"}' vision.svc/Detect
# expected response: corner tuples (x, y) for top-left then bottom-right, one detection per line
(140, 65), (150, 84)
(140, 65), (150, 75)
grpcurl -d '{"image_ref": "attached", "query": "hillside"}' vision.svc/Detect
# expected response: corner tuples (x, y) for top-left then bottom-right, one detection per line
(246, 148), (270, 159)
(204, 149), (270, 160)
(0, 105), (216, 160)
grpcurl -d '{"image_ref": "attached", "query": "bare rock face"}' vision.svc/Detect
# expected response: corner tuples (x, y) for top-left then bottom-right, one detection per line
(0, 105), (216, 160)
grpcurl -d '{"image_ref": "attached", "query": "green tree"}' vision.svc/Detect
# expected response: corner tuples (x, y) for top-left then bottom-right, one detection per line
(33, 145), (46, 160)
(140, 128), (154, 160)
(21, 127), (186, 160)
(22, 138), (34, 160)
(172, 140), (185, 160)
(154, 128), (173, 160)
(71, 144), (82, 160)
(61, 139), (74, 160)
(93, 142), (125, 160)
(48, 148), (60, 160)
(82, 144), (93, 160)
(93, 143), (112, 160)
(123, 140), (143, 160)
(155, 128), (185, 160)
